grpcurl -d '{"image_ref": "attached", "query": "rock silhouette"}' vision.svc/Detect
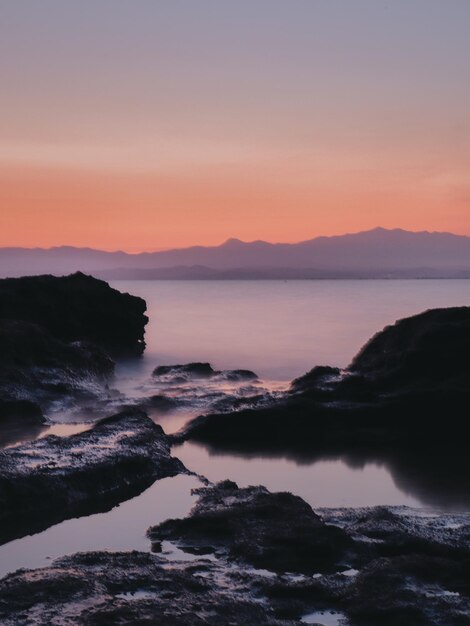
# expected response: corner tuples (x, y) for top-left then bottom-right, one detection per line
(182, 307), (470, 450)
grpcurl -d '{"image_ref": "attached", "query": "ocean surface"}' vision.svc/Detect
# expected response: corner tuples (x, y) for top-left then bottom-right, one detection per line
(2, 279), (470, 577)
(111, 279), (470, 379)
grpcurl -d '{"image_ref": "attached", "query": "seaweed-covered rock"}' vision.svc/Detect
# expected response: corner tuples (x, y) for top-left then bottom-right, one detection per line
(149, 480), (352, 573)
(0, 551), (293, 626)
(0, 272), (148, 357)
(0, 410), (186, 545)
(153, 362), (258, 382)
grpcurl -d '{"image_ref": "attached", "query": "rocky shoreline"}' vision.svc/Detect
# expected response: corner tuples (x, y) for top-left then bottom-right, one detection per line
(0, 410), (187, 545)
(0, 481), (469, 625)
(0, 273), (147, 423)
(1, 274), (470, 624)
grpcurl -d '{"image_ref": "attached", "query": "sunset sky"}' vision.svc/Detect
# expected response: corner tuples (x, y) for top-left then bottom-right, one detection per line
(1, 1), (469, 251)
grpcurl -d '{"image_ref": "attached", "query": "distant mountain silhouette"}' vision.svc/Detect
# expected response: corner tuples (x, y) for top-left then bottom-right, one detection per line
(2, 228), (470, 279)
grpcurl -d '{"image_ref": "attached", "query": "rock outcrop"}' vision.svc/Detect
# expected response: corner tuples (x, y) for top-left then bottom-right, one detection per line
(150, 480), (352, 574)
(0, 272), (148, 357)
(153, 362), (257, 382)
(0, 551), (293, 626)
(0, 273), (148, 421)
(0, 410), (186, 545)
(181, 307), (470, 451)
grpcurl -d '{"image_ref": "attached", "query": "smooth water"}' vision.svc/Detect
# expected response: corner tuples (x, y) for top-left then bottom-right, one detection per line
(112, 279), (470, 379)
(2, 280), (470, 578)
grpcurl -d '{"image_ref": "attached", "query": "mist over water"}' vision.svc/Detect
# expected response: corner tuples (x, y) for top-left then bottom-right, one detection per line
(112, 279), (470, 380)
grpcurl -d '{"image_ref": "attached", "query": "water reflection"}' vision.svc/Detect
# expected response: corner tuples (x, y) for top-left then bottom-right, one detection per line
(175, 441), (470, 512)
(0, 474), (199, 579)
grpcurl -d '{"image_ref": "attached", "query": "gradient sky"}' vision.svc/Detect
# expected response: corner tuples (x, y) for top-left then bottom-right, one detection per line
(1, 1), (469, 251)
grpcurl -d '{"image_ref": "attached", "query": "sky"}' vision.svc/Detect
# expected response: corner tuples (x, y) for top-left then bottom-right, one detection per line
(1, 0), (469, 251)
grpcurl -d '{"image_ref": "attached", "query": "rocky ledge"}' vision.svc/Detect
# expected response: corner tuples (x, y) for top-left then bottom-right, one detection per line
(181, 307), (470, 451)
(0, 410), (187, 545)
(0, 273), (148, 422)
(1, 481), (469, 625)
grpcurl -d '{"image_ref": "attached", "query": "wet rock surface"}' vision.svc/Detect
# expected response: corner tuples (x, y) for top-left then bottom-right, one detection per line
(181, 307), (470, 451)
(0, 551), (294, 626)
(150, 482), (470, 625)
(2, 482), (470, 625)
(0, 319), (114, 421)
(0, 273), (149, 421)
(0, 410), (187, 545)
(153, 362), (258, 382)
(149, 480), (352, 574)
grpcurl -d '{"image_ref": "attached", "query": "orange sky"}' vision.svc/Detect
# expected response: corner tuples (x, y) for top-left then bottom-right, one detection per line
(1, 1), (469, 251)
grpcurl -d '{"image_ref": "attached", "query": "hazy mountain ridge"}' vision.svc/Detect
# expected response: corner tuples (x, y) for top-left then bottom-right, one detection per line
(2, 228), (470, 279)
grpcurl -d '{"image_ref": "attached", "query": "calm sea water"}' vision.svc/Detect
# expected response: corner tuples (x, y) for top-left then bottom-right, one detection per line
(112, 279), (470, 379)
(2, 280), (470, 578)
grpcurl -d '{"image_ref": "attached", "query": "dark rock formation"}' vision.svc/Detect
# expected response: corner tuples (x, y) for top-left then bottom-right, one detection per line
(3, 483), (470, 625)
(150, 483), (470, 626)
(0, 410), (186, 545)
(0, 319), (114, 422)
(153, 362), (258, 382)
(0, 273), (148, 421)
(0, 552), (293, 626)
(0, 272), (148, 357)
(153, 362), (216, 378)
(149, 480), (352, 574)
(181, 307), (470, 451)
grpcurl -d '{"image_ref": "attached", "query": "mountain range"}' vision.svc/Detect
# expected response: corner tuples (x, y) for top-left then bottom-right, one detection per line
(2, 228), (470, 279)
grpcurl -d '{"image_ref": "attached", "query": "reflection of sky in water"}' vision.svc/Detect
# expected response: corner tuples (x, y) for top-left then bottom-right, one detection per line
(175, 442), (421, 509)
(2, 280), (470, 578)
(0, 474), (199, 578)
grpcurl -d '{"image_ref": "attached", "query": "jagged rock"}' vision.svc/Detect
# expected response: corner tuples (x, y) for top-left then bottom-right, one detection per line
(0, 552), (294, 626)
(0, 272), (148, 357)
(0, 410), (186, 545)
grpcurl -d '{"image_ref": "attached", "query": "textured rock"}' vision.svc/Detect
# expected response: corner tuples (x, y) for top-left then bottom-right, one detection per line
(0, 551), (293, 626)
(150, 480), (352, 574)
(2, 485), (470, 625)
(153, 362), (258, 382)
(0, 319), (114, 421)
(0, 410), (186, 545)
